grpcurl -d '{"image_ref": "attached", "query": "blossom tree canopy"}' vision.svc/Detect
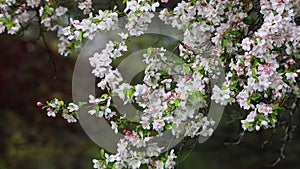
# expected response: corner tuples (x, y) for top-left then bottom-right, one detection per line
(1, 0), (300, 168)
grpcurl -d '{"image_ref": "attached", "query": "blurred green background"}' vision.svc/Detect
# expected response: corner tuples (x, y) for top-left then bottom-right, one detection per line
(0, 31), (299, 169)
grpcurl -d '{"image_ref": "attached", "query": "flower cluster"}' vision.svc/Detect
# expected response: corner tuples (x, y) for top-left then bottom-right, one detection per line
(37, 98), (85, 123)
(2, 0), (299, 168)
(39, 5), (68, 31)
(78, 0), (92, 15)
(58, 10), (119, 55)
(124, 0), (159, 36)
(221, 0), (300, 131)
(85, 44), (215, 168)
(92, 135), (177, 169)
(0, 1), (68, 35)
(160, 0), (300, 132)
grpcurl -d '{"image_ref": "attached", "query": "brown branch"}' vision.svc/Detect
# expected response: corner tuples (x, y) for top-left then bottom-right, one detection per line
(36, 8), (57, 79)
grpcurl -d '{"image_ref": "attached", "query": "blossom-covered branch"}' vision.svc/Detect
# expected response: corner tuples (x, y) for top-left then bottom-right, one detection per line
(1, 0), (299, 168)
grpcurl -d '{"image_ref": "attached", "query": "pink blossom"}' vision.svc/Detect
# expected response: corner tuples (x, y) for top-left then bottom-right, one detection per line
(36, 102), (43, 107)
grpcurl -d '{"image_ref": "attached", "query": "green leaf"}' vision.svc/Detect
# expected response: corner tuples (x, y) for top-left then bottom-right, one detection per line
(174, 99), (180, 106)
(147, 47), (153, 55)
(78, 101), (87, 107)
(246, 99), (251, 104)
(259, 115), (267, 121)
(73, 112), (79, 119)
(190, 93), (195, 102)
(137, 152), (143, 157)
(44, 5), (50, 10)
(198, 66), (205, 74)
(271, 111), (278, 119)
(100, 149), (105, 158)
(197, 91), (204, 98)
(5, 23), (12, 29)
(253, 58), (259, 67)
(221, 39), (227, 49)
(244, 122), (250, 129)
(78, 31), (83, 41)
(59, 101), (64, 106)
(107, 162), (114, 168)
(198, 66), (204, 71)
(265, 88), (271, 95)
(101, 94), (109, 98)
(229, 85), (237, 91)
(272, 103), (281, 110)
(251, 93), (261, 101)
(183, 64), (191, 74)
(244, 16), (253, 24)
(95, 105), (100, 112)
(62, 109), (68, 116)
(229, 29), (241, 36)
(110, 102), (116, 108)
(221, 85), (228, 90)
(165, 123), (171, 130)
(66, 42), (73, 49)
(113, 163), (117, 169)
(126, 88), (134, 99)
(113, 41), (119, 47)
(251, 69), (257, 78)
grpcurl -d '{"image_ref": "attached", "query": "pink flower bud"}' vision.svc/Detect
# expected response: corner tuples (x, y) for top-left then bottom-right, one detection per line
(164, 0), (169, 3)
(36, 102), (43, 107)
(284, 64), (289, 69)
(283, 55), (288, 59)
(20, 3), (26, 8)
(150, 160), (156, 165)
(288, 59), (295, 63)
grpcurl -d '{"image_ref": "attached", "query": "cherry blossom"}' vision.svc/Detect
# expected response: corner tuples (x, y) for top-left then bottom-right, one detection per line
(1, 0), (299, 168)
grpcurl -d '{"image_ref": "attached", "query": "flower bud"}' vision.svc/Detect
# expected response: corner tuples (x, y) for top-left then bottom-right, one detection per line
(36, 102), (43, 107)
(20, 3), (26, 8)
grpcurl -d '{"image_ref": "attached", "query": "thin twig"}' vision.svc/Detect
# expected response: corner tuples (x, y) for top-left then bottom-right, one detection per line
(36, 7), (57, 79)
(224, 130), (245, 146)
(41, 32), (57, 79)
(261, 128), (277, 149)
(175, 137), (188, 164)
(268, 97), (298, 167)
(176, 138), (198, 166)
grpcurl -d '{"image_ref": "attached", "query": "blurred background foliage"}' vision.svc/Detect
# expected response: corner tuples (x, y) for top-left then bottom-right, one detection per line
(0, 0), (300, 168)
(0, 33), (99, 169)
